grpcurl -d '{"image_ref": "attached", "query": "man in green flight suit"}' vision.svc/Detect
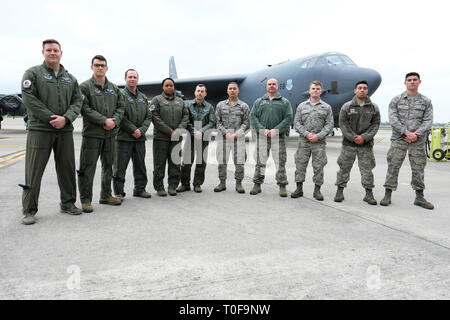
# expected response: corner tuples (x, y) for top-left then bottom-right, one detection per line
(20, 39), (83, 225)
(177, 84), (216, 193)
(78, 55), (125, 212)
(113, 69), (152, 200)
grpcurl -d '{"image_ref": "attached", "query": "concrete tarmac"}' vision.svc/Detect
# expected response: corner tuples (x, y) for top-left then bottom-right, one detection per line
(0, 117), (449, 299)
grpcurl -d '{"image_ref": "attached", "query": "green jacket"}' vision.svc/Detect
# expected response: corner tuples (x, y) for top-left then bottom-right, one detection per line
(117, 87), (152, 142)
(80, 76), (125, 138)
(250, 93), (293, 137)
(185, 99), (216, 135)
(339, 96), (380, 147)
(150, 93), (189, 141)
(21, 62), (82, 132)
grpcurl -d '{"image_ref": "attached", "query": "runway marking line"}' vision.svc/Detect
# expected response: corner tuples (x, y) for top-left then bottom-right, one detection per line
(0, 150), (26, 168)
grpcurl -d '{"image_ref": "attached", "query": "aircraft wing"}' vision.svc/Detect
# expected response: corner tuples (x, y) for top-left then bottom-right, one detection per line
(137, 74), (247, 105)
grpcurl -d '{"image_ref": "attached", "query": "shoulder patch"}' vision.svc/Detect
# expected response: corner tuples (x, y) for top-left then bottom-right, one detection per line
(150, 104), (156, 111)
(81, 94), (86, 101)
(22, 80), (32, 89)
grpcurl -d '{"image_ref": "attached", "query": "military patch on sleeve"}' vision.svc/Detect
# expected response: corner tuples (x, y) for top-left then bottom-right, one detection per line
(81, 94), (86, 101)
(150, 104), (156, 111)
(23, 80), (32, 89)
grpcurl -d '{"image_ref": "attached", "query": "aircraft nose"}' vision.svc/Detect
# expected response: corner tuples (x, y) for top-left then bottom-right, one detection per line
(363, 68), (382, 94)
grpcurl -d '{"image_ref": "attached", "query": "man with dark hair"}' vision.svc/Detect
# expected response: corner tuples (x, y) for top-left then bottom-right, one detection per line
(214, 82), (250, 193)
(380, 72), (434, 209)
(334, 80), (380, 204)
(113, 69), (152, 201)
(292, 80), (333, 200)
(78, 55), (125, 213)
(177, 84), (215, 193)
(250, 78), (293, 197)
(20, 39), (82, 225)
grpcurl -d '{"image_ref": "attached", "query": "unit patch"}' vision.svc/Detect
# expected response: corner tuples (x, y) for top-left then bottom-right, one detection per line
(150, 104), (156, 111)
(43, 74), (53, 80)
(128, 97), (134, 102)
(22, 80), (32, 89)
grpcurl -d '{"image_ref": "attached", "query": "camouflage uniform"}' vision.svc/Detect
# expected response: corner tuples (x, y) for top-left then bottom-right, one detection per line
(294, 99), (333, 185)
(215, 99), (250, 182)
(335, 96), (380, 189)
(383, 92), (433, 191)
(250, 94), (293, 186)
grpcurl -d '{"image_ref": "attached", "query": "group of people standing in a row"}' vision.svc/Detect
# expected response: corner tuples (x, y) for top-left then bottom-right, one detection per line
(19, 39), (434, 226)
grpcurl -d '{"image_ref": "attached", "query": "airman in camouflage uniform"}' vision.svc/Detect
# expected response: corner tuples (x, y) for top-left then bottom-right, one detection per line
(380, 72), (434, 209)
(214, 82), (250, 193)
(250, 78), (293, 197)
(334, 81), (380, 205)
(151, 78), (189, 197)
(177, 84), (215, 193)
(292, 81), (333, 200)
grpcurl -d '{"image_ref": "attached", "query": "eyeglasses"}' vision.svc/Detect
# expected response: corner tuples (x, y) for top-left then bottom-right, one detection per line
(93, 64), (107, 68)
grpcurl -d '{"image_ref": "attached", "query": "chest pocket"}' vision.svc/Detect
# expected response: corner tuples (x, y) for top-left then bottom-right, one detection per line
(300, 110), (310, 123)
(412, 103), (425, 119)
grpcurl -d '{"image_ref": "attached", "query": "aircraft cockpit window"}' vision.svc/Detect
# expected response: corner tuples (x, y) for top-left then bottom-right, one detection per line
(300, 57), (318, 69)
(325, 55), (343, 65)
(340, 55), (356, 65)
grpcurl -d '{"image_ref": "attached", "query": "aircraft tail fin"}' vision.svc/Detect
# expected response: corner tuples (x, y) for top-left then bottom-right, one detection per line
(169, 56), (178, 79)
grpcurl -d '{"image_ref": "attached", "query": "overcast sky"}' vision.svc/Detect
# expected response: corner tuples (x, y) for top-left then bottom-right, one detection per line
(1, 0), (449, 122)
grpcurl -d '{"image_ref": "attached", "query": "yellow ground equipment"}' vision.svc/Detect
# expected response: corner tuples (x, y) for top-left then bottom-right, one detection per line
(428, 123), (450, 161)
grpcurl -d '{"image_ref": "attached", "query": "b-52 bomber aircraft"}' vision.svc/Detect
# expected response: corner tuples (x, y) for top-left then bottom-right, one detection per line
(136, 52), (382, 128)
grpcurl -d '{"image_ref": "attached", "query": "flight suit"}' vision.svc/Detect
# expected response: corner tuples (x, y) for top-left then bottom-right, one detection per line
(294, 99), (333, 186)
(180, 99), (216, 187)
(113, 87), (152, 197)
(215, 99), (250, 183)
(150, 93), (189, 191)
(78, 76), (125, 204)
(335, 96), (380, 189)
(250, 93), (293, 186)
(20, 62), (82, 216)
(383, 92), (433, 191)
